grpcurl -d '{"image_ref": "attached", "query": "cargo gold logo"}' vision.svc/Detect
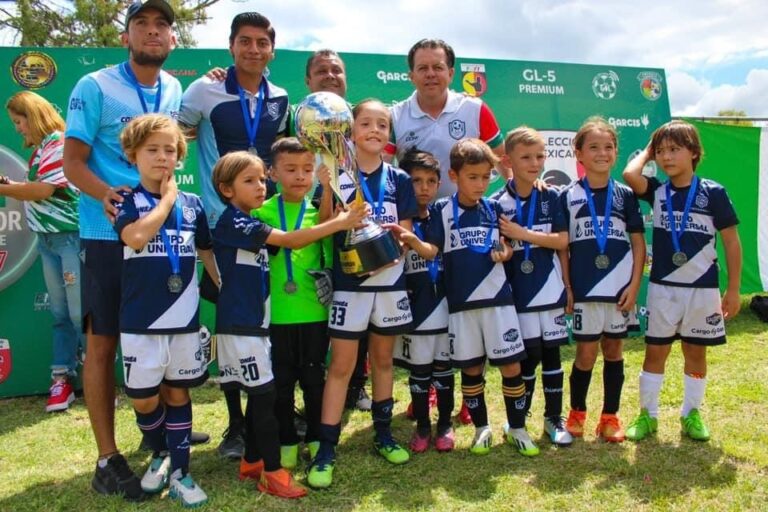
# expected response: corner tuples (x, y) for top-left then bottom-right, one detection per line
(11, 51), (57, 89)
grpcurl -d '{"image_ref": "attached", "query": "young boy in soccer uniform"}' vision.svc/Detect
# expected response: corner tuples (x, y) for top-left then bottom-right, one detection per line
(491, 127), (572, 450)
(392, 149), (456, 453)
(622, 120), (741, 442)
(113, 114), (216, 507)
(560, 117), (646, 443)
(253, 138), (334, 469)
(399, 138), (529, 456)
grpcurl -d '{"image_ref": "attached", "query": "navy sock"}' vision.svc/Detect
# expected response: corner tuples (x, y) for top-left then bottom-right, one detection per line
(432, 368), (455, 429)
(316, 423), (341, 462)
(245, 392), (281, 471)
(461, 372), (488, 428)
(542, 345), (564, 418)
(521, 344), (542, 414)
(371, 398), (395, 442)
(502, 374), (527, 429)
(569, 364), (593, 411)
(165, 401), (192, 476)
(602, 359), (625, 414)
(135, 403), (167, 455)
(409, 372), (432, 430)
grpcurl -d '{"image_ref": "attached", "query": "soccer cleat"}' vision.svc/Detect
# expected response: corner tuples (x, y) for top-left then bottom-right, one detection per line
(91, 453), (146, 502)
(307, 441), (320, 460)
(503, 425), (540, 457)
(217, 423), (245, 459)
(280, 444), (299, 470)
(238, 458), (264, 481)
(681, 409), (710, 441)
(257, 468), (308, 499)
(434, 426), (456, 452)
(346, 387), (372, 411)
(457, 402), (473, 425)
(409, 427), (431, 453)
(470, 426), (492, 455)
(169, 472), (208, 508)
(543, 416), (574, 447)
(566, 410), (587, 438)
(374, 436), (410, 464)
(626, 409), (658, 442)
(141, 453), (171, 493)
(306, 458), (335, 489)
(428, 385), (438, 409)
(595, 413), (625, 443)
(46, 380), (75, 413)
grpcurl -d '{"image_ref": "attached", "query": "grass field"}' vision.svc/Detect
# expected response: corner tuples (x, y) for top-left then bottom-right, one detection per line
(1, 297), (766, 511)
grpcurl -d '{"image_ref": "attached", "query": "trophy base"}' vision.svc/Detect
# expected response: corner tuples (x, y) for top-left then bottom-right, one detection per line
(340, 228), (401, 276)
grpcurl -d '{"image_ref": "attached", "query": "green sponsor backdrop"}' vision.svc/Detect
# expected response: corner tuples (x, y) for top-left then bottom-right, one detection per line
(0, 47), (670, 397)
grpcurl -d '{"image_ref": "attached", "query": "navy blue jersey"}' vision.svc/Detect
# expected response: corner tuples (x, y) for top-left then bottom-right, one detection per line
(214, 205), (273, 336)
(114, 188), (211, 334)
(491, 180), (568, 312)
(404, 215), (447, 333)
(640, 177), (738, 288)
(332, 162), (418, 292)
(559, 178), (644, 303)
(425, 196), (514, 313)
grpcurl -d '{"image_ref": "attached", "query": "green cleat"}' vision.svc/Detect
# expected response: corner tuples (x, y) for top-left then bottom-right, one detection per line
(374, 437), (410, 465)
(470, 426), (492, 455)
(503, 424), (540, 457)
(626, 409), (658, 442)
(681, 409), (710, 441)
(280, 444), (299, 470)
(306, 459), (334, 489)
(307, 441), (320, 460)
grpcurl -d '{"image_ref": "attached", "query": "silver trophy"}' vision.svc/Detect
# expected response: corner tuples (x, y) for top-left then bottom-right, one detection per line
(295, 92), (400, 275)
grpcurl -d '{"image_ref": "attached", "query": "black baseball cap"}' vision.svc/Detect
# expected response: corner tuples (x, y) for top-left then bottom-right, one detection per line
(125, 0), (175, 28)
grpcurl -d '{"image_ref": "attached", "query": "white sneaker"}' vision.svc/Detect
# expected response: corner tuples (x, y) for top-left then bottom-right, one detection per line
(141, 453), (171, 493)
(544, 415), (574, 447)
(169, 472), (208, 508)
(503, 424), (540, 456)
(469, 426), (492, 455)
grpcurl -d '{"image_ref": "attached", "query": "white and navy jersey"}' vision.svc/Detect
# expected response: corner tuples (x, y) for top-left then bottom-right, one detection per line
(114, 188), (210, 334)
(178, 67), (289, 227)
(332, 162), (418, 292)
(214, 205), (273, 336)
(559, 178), (644, 303)
(424, 196), (514, 313)
(640, 177), (738, 288)
(491, 181), (568, 312)
(404, 216), (447, 334)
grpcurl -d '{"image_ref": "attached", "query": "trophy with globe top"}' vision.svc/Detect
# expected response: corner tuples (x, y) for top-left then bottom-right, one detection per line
(295, 91), (401, 275)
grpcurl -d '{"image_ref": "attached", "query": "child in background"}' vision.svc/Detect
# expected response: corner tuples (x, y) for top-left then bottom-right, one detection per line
(491, 127), (572, 450)
(114, 114), (217, 507)
(560, 117), (646, 443)
(212, 151), (364, 498)
(622, 120), (741, 442)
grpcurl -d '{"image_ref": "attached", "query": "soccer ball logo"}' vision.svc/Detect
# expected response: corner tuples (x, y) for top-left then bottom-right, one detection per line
(592, 71), (619, 100)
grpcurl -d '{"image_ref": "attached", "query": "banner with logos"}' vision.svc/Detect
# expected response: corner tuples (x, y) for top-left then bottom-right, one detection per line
(0, 47), (670, 397)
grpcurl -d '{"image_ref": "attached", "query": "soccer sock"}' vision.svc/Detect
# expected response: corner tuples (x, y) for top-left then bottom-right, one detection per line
(502, 374), (527, 429)
(569, 363), (593, 411)
(520, 343), (542, 414)
(681, 373), (707, 417)
(316, 423), (341, 462)
(224, 388), (244, 427)
(432, 368), (455, 429)
(299, 361), (326, 444)
(165, 401), (192, 476)
(409, 372), (432, 431)
(541, 345), (564, 418)
(245, 392), (281, 471)
(135, 403), (167, 455)
(461, 372), (488, 428)
(639, 370), (665, 418)
(371, 397), (395, 442)
(602, 360), (625, 415)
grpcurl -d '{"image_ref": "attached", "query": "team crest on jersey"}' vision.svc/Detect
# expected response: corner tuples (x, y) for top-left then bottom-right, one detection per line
(706, 313), (722, 326)
(622, 311), (629, 319)
(183, 206), (196, 224)
(613, 191), (624, 210)
(541, 200), (549, 216)
(194, 347), (203, 362)
(503, 328), (519, 342)
(695, 193), (708, 209)
(554, 314), (567, 327)
(397, 297), (410, 311)
(448, 120), (466, 140)
(267, 101), (281, 121)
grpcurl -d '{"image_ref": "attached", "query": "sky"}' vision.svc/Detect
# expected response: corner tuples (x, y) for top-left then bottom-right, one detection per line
(188, 0), (768, 118)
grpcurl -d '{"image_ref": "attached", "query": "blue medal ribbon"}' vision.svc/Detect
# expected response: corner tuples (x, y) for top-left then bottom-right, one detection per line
(358, 165), (387, 220)
(237, 76), (268, 152)
(142, 191), (183, 279)
(509, 180), (538, 262)
(122, 62), (162, 114)
(277, 196), (308, 286)
(412, 220), (440, 286)
(582, 177), (614, 256)
(451, 194), (496, 254)
(665, 176), (699, 255)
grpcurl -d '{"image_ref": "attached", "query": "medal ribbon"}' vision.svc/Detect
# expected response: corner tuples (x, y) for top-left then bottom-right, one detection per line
(412, 221), (439, 285)
(510, 180), (538, 262)
(451, 194), (495, 254)
(277, 196), (307, 286)
(358, 165), (387, 220)
(237, 76), (267, 151)
(665, 176), (699, 256)
(143, 191), (183, 279)
(122, 62), (162, 114)
(582, 177), (614, 256)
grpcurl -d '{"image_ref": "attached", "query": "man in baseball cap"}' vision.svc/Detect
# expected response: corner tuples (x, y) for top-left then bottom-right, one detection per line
(125, 0), (175, 27)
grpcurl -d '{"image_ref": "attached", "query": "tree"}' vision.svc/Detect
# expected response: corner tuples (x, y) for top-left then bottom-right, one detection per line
(0, 0), (221, 48)
(714, 109), (754, 127)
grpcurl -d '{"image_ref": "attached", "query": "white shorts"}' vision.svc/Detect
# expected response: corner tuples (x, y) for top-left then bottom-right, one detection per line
(645, 284), (726, 346)
(448, 306), (526, 368)
(217, 334), (275, 394)
(394, 333), (451, 372)
(120, 332), (208, 398)
(328, 290), (413, 339)
(572, 302), (637, 342)
(518, 308), (569, 348)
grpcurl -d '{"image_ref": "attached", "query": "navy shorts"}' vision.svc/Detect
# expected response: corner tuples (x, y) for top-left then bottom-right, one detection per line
(81, 239), (123, 336)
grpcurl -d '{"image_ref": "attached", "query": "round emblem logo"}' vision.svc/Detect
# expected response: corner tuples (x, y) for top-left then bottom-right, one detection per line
(11, 51), (57, 89)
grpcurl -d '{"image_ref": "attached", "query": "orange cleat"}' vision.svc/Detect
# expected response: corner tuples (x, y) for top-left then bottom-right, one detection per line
(595, 413), (625, 443)
(257, 468), (308, 499)
(239, 458), (264, 481)
(566, 410), (587, 437)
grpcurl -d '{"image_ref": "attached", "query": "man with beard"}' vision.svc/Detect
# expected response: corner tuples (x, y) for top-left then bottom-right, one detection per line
(63, 0), (183, 501)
